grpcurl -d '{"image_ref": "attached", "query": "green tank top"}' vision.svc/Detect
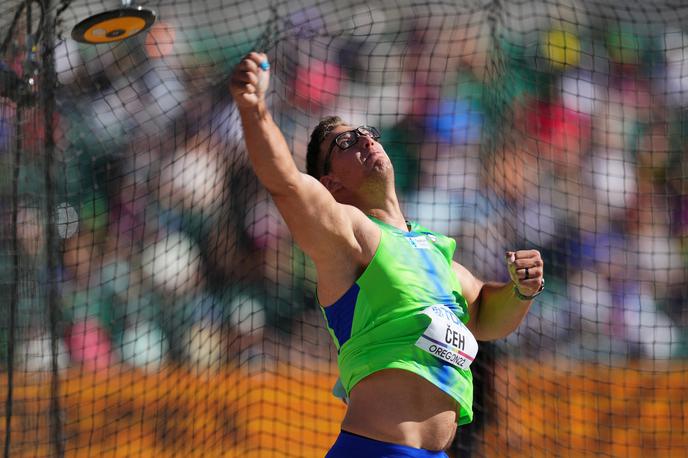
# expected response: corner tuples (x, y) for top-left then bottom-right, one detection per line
(320, 216), (475, 425)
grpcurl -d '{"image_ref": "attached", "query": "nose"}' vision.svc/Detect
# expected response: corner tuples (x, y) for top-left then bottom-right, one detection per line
(360, 134), (375, 150)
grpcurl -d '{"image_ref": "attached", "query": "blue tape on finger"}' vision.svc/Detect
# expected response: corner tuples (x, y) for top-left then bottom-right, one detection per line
(259, 60), (270, 71)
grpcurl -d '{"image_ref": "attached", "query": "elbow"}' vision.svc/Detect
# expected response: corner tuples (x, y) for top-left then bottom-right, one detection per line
(471, 320), (518, 342)
(469, 319), (491, 342)
(475, 329), (510, 342)
(473, 328), (501, 342)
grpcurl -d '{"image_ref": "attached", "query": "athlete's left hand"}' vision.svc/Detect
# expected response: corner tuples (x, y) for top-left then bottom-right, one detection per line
(505, 250), (544, 297)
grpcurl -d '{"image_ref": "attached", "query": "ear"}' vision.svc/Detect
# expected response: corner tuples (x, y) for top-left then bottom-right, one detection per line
(320, 175), (342, 193)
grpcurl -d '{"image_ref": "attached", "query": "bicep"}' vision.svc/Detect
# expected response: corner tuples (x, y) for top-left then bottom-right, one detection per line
(452, 261), (484, 331)
(271, 173), (361, 263)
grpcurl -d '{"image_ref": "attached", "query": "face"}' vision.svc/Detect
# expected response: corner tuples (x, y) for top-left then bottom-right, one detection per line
(319, 125), (392, 190)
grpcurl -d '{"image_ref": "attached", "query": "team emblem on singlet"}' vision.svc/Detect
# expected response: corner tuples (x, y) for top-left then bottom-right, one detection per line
(415, 304), (479, 370)
(406, 235), (432, 249)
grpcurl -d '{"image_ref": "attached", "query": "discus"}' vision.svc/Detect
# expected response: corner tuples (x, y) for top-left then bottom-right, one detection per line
(71, 7), (156, 44)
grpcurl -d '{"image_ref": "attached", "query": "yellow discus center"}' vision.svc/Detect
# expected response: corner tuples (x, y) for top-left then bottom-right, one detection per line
(84, 17), (146, 43)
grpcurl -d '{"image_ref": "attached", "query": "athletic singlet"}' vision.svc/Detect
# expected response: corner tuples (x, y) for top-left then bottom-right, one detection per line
(320, 216), (475, 425)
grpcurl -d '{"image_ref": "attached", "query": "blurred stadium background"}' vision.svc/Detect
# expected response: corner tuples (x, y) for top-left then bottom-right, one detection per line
(2, 0), (688, 456)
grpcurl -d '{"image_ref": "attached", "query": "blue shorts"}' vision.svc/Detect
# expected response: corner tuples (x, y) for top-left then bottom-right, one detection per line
(325, 430), (449, 458)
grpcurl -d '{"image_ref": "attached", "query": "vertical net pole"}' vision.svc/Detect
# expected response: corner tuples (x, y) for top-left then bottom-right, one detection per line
(38, 0), (64, 455)
(3, 28), (21, 458)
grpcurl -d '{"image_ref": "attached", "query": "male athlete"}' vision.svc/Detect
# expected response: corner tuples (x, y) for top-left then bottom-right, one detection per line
(230, 52), (544, 457)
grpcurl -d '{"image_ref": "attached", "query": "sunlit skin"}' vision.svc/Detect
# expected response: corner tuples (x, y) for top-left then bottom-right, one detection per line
(230, 51), (544, 451)
(318, 125), (403, 233)
(311, 127), (458, 448)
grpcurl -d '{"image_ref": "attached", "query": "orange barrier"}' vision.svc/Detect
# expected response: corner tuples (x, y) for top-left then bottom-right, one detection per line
(481, 360), (688, 458)
(0, 364), (344, 457)
(2, 361), (688, 457)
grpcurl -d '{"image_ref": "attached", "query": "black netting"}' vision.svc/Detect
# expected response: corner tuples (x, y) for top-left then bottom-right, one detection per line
(2, 0), (688, 456)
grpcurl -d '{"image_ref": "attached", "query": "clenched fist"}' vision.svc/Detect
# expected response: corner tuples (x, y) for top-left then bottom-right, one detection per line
(505, 250), (544, 299)
(229, 52), (270, 109)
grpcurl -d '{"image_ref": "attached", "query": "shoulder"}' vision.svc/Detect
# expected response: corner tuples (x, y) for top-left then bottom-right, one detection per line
(343, 205), (381, 258)
(307, 204), (381, 271)
(314, 206), (381, 305)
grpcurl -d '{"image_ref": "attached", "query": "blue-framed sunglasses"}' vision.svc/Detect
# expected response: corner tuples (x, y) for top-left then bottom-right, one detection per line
(323, 125), (381, 175)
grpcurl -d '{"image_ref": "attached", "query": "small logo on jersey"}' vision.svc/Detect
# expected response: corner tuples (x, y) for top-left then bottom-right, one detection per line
(407, 235), (431, 249)
(426, 234), (437, 243)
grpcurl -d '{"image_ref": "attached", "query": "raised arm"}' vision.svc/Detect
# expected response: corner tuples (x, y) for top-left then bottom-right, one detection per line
(454, 250), (544, 341)
(229, 53), (363, 265)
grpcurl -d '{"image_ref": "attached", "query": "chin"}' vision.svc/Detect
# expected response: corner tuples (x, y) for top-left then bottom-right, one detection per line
(375, 161), (394, 179)
(364, 166), (394, 190)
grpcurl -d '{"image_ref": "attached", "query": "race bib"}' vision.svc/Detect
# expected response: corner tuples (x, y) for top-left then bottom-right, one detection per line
(415, 304), (478, 370)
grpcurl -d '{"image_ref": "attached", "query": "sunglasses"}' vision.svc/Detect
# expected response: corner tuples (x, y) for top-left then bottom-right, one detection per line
(323, 125), (381, 175)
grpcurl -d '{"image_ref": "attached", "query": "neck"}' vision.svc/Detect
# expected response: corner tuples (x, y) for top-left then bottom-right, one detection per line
(361, 195), (407, 232)
(335, 176), (407, 231)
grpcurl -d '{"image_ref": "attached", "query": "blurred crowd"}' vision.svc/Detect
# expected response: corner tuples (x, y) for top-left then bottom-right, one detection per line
(1, 2), (687, 375)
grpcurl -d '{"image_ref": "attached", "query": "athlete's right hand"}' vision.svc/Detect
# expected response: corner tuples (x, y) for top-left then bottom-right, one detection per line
(229, 52), (270, 109)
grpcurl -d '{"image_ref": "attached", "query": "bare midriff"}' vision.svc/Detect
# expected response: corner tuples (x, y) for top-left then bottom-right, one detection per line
(340, 369), (458, 451)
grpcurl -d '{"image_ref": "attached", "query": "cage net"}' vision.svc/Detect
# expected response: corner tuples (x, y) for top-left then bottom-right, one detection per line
(1, 0), (688, 456)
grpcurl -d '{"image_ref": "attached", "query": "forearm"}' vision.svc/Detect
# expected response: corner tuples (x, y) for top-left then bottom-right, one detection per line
(238, 102), (301, 194)
(472, 281), (532, 341)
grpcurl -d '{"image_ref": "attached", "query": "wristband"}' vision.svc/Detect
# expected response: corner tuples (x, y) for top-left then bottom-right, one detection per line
(514, 278), (545, 300)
